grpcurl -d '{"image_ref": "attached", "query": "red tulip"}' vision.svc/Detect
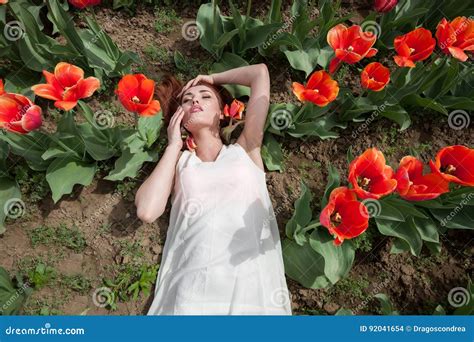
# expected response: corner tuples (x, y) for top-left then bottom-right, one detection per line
(292, 70), (339, 107)
(0, 0), (8, 4)
(31, 62), (100, 111)
(395, 156), (449, 201)
(185, 135), (197, 151)
(0, 79), (4, 95)
(360, 62), (390, 91)
(436, 17), (474, 62)
(348, 147), (397, 199)
(320, 187), (369, 246)
(68, 0), (101, 9)
(223, 99), (245, 120)
(116, 74), (161, 117)
(394, 28), (436, 67)
(429, 145), (474, 187)
(0, 93), (42, 134)
(374, 0), (397, 13)
(327, 24), (378, 74)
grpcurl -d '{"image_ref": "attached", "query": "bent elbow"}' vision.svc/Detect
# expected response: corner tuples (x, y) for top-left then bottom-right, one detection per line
(136, 205), (161, 224)
(258, 63), (269, 76)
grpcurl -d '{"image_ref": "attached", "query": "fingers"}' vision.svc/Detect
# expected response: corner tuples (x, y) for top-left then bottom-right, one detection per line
(177, 75), (204, 98)
(177, 79), (193, 98)
(169, 106), (184, 127)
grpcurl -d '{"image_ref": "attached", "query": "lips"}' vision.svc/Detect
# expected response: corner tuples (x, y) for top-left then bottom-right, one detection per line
(190, 105), (202, 113)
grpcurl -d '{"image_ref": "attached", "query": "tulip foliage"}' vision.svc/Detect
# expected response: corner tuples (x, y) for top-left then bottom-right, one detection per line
(283, 146), (474, 289)
(194, 0), (473, 174)
(0, 0), (139, 93)
(0, 63), (164, 232)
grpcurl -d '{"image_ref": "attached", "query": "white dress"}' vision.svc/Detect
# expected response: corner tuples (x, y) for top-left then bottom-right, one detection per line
(147, 142), (292, 315)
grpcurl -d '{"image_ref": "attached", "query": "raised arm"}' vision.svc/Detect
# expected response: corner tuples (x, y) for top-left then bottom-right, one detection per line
(212, 63), (270, 151)
(135, 107), (185, 223)
(177, 63), (270, 171)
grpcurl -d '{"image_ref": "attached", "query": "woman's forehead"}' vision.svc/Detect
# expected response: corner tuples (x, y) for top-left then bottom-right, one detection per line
(182, 85), (214, 97)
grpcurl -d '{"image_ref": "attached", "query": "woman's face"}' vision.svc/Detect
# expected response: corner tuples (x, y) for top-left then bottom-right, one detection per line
(180, 85), (222, 132)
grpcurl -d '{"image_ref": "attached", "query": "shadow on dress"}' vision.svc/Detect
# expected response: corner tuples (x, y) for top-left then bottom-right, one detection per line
(143, 197), (281, 314)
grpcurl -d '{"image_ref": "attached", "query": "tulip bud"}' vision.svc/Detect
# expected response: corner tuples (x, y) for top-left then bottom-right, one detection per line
(374, 0), (397, 13)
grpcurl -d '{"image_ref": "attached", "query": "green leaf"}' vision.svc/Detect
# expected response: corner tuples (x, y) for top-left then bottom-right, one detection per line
(390, 238), (411, 254)
(196, 3), (225, 59)
(309, 228), (355, 284)
(335, 308), (354, 315)
(381, 197), (428, 219)
(374, 293), (399, 315)
(137, 112), (163, 148)
(429, 207), (474, 229)
(46, 158), (97, 203)
(282, 238), (329, 289)
(77, 123), (119, 161)
(267, 0), (282, 24)
(0, 266), (30, 315)
(283, 48), (320, 77)
(413, 216), (439, 243)
(241, 23), (282, 52)
(104, 148), (155, 181)
(0, 177), (21, 235)
(401, 94), (448, 115)
(261, 132), (283, 172)
(379, 105), (411, 131)
(376, 217), (423, 256)
(425, 241), (442, 255)
(285, 181), (313, 244)
(433, 305), (446, 315)
(0, 131), (51, 171)
(376, 199), (406, 221)
(346, 146), (354, 164)
(287, 114), (344, 139)
(321, 164), (340, 209)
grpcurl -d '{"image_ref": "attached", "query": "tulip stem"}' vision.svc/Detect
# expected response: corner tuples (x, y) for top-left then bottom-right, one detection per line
(293, 103), (307, 123)
(41, 128), (80, 159)
(305, 221), (321, 230)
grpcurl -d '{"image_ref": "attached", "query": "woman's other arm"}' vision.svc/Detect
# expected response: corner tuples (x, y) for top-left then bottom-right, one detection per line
(135, 106), (185, 223)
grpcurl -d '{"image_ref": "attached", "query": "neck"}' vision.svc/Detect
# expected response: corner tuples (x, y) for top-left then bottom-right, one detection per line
(192, 129), (223, 162)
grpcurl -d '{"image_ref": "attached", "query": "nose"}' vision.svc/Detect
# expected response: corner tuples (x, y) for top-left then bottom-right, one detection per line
(192, 99), (199, 105)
